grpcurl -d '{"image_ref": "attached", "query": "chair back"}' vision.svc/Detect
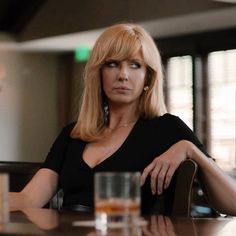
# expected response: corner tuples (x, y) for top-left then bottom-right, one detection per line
(172, 159), (198, 217)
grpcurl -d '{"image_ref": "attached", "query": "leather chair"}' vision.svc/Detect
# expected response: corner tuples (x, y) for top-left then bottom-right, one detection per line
(171, 159), (198, 217)
(148, 159), (198, 217)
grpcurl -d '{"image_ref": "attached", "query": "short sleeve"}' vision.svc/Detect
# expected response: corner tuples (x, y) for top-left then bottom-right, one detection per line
(163, 114), (211, 157)
(41, 123), (75, 173)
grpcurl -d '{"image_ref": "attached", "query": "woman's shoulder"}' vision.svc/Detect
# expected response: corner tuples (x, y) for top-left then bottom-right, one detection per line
(142, 113), (180, 124)
(140, 113), (189, 133)
(157, 113), (179, 121)
(57, 122), (77, 138)
(63, 122), (76, 131)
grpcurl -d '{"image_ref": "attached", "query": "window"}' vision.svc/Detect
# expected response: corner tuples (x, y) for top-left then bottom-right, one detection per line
(208, 49), (236, 171)
(167, 56), (193, 129)
(166, 52), (236, 171)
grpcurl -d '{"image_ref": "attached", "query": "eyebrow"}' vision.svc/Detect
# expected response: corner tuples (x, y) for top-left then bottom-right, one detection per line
(104, 58), (144, 63)
(129, 58), (145, 65)
(129, 58), (143, 61)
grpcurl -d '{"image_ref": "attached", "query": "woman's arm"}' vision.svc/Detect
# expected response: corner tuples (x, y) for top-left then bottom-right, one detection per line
(189, 142), (236, 215)
(141, 140), (236, 216)
(9, 168), (58, 211)
(21, 208), (59, 230)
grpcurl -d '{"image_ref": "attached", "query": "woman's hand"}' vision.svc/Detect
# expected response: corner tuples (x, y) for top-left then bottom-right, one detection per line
(141, 140), (192, 195)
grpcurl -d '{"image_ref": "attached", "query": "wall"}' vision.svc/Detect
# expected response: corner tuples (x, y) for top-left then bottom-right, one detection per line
(0, 51), (59, 162)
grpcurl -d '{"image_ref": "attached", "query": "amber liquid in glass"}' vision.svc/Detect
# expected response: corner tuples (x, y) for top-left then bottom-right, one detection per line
(95, 199), (140, 216)
(95, 198), (140, 230)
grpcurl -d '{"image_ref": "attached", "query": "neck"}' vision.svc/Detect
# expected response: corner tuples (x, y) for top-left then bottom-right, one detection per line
(107, 120), (137, 130)
(107, 103), (139, 130)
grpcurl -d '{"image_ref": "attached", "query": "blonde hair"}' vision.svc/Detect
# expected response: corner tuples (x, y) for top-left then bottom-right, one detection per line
(71, 23), (167, 141)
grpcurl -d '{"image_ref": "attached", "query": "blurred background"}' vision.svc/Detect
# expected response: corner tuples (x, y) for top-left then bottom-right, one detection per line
(0, 0), (235, 178)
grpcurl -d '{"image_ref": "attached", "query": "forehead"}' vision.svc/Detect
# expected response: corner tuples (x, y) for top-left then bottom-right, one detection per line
(106, 50), (144, 61)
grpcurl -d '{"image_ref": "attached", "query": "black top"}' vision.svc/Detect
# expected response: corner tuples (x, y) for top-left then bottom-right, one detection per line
(41, 113), (209, 214)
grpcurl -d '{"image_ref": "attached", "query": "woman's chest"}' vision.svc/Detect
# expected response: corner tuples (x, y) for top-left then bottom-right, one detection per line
(59, 130), (170, 192)
(82, 128), (133, 168)
(60, 130), (165, 177)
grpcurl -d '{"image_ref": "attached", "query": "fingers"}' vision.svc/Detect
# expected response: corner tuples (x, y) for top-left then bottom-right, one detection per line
(141, 143), (186, 194)
(141, 161), (156, 186)
(164, 166), (175, 189)
(148, 161), (177, 195)
(157, 163), (170, 194)
(150, 164), (162, 194)
(157, 164), (177, 195)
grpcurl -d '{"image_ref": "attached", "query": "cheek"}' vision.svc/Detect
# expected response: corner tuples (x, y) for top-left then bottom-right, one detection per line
(102, 71), (112, 93)
(134, 72), (146, 89)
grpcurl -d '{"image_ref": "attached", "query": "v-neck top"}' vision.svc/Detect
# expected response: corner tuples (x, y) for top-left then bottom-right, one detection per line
(41, 113), (209, 214)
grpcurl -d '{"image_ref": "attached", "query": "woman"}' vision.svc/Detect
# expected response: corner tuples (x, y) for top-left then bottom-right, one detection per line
(10, 23), (236, 215)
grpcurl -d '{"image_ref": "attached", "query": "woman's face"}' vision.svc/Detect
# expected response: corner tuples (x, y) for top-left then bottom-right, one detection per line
(101, 52), (147, 107)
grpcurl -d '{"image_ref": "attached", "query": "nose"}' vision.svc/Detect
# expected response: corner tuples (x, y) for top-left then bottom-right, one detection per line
(118, 63), (128, 81)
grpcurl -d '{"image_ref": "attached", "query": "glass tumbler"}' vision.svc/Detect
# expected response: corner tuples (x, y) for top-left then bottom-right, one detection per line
(94, 172), (141, 230)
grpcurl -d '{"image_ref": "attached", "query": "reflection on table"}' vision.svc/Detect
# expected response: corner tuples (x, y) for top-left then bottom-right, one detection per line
(0, 208), (235, 236)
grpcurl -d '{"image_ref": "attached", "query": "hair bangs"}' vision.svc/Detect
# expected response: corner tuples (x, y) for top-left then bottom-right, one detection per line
(105, 32), (142, 63)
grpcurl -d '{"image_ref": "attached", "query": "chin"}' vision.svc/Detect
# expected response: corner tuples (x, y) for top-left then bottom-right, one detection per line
(110, 99), (137, 106)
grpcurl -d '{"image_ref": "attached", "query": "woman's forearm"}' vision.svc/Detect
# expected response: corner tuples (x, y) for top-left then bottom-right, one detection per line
(9, 169), (59, 212)
(9, 192), (34, 211)
(188, 141), (236, 215)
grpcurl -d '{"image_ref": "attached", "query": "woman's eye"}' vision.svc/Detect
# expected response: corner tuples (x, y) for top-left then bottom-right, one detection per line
(104, 61), (118, 68)
(130, 62), (141, 69)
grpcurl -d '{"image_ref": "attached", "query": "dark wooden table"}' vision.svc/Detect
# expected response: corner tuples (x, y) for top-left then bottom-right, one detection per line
(0, 208), (235, 236)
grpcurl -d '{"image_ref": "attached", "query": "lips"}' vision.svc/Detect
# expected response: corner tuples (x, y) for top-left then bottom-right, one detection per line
(113, 86), (131, 91)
